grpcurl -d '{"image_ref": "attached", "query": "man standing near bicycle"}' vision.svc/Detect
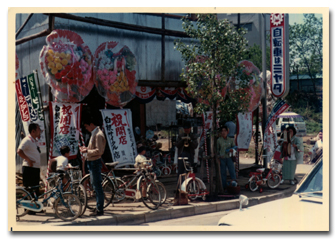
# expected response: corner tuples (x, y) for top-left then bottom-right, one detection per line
(217, 126), (237, 192)
(176, 121), (198, 182)
(80, 117), (106, 216)
(17, 123), (42, 215)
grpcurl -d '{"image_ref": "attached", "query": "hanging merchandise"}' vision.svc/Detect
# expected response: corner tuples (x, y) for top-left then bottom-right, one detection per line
(39, 29), (94, 102)
(94, 42), (137, 107)
(227, 60), (263, 112)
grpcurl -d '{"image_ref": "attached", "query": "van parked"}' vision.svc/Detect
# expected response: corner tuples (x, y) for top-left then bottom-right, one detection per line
(276, 112), (307, 137)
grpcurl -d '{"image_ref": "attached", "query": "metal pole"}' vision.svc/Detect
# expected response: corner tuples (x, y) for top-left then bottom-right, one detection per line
(261, 14), (267, 168)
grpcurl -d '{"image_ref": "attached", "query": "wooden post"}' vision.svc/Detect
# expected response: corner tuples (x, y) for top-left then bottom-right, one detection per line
(140, 103), (146, 137)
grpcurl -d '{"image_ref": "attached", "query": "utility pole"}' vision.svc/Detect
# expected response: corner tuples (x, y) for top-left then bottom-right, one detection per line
(261, 14), (267, 168)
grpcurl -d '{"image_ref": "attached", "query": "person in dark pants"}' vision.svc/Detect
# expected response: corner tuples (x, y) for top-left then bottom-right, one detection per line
(80, 117), (106, 216)
(17, 123), (42, 215)
(175, 122), (198, 183)
(217, 126), (237, 192)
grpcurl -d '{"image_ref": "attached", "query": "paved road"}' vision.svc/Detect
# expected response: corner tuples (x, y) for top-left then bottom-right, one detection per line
(138, 210), (235, 226)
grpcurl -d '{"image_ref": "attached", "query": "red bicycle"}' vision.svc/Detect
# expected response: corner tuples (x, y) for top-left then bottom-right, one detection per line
(245, 159), (282, 193)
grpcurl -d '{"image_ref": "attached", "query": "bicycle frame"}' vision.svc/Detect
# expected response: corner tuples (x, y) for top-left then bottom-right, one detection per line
(179, 157), (208, 200)
(17, 175), (73, 212)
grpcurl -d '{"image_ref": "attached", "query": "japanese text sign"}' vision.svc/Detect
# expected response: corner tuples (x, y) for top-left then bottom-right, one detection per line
(236, 112), (253, 151)
(101, 109), (137, 167)
(49, 102), (81, 159)
(270, 13), (290, 98)
(15, 72), (46, 147)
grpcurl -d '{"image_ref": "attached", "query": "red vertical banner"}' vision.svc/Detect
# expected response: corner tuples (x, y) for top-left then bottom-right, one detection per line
(270, 13), (289, 98)
(15, 79), (30, 122)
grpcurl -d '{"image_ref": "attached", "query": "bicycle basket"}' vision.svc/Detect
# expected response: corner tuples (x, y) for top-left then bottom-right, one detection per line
(271, 160), (282, 173)
(71, 170), (82, 182)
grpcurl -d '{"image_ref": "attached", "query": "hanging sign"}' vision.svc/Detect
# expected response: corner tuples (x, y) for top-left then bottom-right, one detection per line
(134, 86), (156, 103)
(270, 13), (290, 98)
(15, 72), (47, 147)
(101, 109), (137, 167)
(49, 102), (81, 159)
(236, 112), (253, 151)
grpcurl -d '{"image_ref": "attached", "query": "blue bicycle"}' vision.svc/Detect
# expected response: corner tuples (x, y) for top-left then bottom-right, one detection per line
(16, 172), (82, 221)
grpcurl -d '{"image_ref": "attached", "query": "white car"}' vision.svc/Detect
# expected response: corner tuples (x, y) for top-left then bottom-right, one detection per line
(276, 112), (307, 137)
(217, 156), (327, 231)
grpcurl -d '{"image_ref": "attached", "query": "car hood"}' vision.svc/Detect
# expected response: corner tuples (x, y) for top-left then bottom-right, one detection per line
(217, 194), (327, 231)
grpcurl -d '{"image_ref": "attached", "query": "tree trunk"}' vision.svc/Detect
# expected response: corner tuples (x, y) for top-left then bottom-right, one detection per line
(209, 102), (223, 198)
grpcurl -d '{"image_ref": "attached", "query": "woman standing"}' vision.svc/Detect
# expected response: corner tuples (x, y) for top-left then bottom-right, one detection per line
(281, 126), (302, 185)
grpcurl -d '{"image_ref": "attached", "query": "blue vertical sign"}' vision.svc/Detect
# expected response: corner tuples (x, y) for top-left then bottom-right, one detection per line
(270, 13), (289, 98)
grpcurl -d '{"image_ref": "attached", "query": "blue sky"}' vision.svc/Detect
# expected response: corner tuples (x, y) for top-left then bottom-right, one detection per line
(289, 13), (323, 25)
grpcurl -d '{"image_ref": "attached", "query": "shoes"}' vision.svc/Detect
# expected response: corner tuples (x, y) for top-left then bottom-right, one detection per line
(89, 209), (104, 216)
(89, 208), (97, 212)
(290, 180), (295, 185)
(280, 179), (284, 184)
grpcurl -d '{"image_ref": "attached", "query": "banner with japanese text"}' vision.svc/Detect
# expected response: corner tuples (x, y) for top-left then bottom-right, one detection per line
(270, 13), (289, 98)
(15, 72), (46, 148)
(236, 112), (253, 151)
(49, 102), (82, 159)
(101, 109), (137, 167)
(263, 100), (290, 161)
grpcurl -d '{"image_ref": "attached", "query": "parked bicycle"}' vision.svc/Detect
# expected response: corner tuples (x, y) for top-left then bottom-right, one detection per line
(245, 159), (282, 193)
(179, 157), (209, 201)
(16, 172), (82, 221)
(47, 165), (87, 216)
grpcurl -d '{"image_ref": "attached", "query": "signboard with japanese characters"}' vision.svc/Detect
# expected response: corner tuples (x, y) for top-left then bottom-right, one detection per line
(263, 100), (290, 162)
(270, 13), (290, 98)
(236, 112), (253, 151)
(15, 72), (46, 148)
(49, 102), (81, 159)
(101, 109), (137, 167)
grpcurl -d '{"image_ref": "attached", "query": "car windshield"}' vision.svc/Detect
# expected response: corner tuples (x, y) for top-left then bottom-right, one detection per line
(295, 158), (323, 194)
(293, 117), (304, 122)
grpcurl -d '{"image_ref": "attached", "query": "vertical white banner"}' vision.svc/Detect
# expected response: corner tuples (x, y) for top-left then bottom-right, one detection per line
(236, 112), (253, 151)
(101, 109), (137, 167)
(49, 102), (81, 159)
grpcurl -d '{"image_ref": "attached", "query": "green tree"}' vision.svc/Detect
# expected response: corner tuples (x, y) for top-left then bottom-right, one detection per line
(242, 43), (270, 71)
(289, 14), (322, 95)
(175, 14), (252, 196)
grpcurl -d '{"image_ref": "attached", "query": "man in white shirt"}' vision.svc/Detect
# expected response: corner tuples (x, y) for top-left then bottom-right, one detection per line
(17, 123), (42, 214)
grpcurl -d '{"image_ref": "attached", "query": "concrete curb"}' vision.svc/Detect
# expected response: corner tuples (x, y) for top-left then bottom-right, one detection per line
(62, 185), (296, 226)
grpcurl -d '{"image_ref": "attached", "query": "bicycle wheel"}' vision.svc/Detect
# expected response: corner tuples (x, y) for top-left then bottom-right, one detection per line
(186, 179), (200, 201)
(140, 177), (161, 210)
(111, 178), (126, 203)
(249, 176), (259, 192)
(161, 167), (171, 176)
(156, 181), (167, 204)
(267, 173), (281, 189)
(80, 173), (114, 210)
(102, 177), (115, 208)
(16, 188), (31, 218)
(73, 184), (87, 216)
(54, 193), (82, 221)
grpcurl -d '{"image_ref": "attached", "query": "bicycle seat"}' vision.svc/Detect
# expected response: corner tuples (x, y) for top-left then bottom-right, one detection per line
(67, 165), (79, 170)
(106, 162), (119, 168)
(26, 185), (40, 190)
(256, 168), (265, 173)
